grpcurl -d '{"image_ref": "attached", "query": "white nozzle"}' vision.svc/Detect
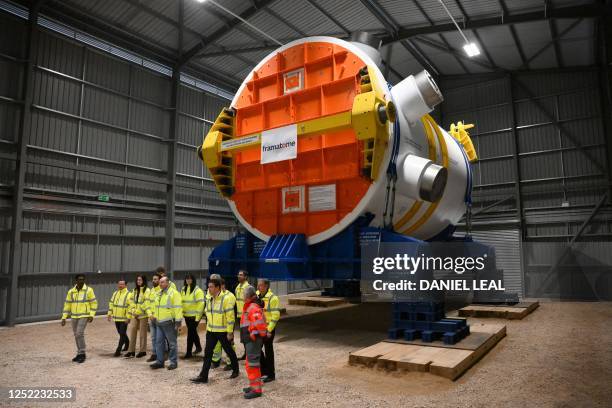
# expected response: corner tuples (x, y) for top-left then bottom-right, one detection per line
(391, 70), (443, 124)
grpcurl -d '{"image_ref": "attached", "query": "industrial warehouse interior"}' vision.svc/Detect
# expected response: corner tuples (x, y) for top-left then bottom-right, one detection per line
(0, 0), (611, 406)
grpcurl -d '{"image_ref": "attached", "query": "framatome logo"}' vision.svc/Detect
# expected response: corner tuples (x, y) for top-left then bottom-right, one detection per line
(262, 140), (296, 152)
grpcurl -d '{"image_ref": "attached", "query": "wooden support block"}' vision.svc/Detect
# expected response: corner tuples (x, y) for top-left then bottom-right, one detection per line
(288, 296), (346, 307)
(458, 301), (539, 320)
(349, 324), (506, 380)
(348, 341), (399, 367)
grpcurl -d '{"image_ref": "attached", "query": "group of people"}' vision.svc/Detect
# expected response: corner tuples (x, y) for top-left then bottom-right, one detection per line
(60, 267), (281, 399)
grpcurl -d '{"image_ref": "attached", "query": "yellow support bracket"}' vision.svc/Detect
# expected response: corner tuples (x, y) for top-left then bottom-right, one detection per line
(351, 65), (396, 180)
(197, 67), (397, 195)
(198, 108), (235, 197)
(449, 121), (478, 162)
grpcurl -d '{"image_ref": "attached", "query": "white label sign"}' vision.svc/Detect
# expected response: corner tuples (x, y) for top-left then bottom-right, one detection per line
(261, 124), (297, 164)
(221, 134), (260, 151)
(309, 184), (336, 212)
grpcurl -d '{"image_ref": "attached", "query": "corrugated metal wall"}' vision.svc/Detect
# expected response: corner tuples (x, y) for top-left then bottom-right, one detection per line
(441, 69), (612, 300)
(0, 12), (238, 323)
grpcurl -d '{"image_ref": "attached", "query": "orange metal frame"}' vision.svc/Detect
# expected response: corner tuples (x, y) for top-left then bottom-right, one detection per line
(231, 42), (372, 238)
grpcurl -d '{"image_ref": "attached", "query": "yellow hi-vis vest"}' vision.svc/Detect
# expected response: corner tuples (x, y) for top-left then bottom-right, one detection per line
(257, 290), (281, 332)
(108, 288), (130, 322)
(168, 280), (177, 291)
(181, 285), (205, 321)
(127, 287), (150, 319)
(151, 287), (182, 323)
(147, 285), (161, 313)
(235, 281), (249, 318)
(62, 284), (97, 319)
(205, 291), (235, 333)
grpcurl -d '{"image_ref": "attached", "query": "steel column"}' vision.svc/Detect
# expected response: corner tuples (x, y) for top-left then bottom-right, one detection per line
(164, 0), (184, 281)
(7, 1), (44, 326)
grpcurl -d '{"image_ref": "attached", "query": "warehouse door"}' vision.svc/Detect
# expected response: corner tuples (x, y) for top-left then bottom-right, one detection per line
(466, 227), (523, 298)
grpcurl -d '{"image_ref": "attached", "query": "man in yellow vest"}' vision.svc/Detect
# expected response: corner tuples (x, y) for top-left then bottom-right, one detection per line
(190, 277), (239, 383)
(107, 278), (130, 357)
(257, 278), (280, 383)
(149, 276), (182, 370)
(146, 272), (162, 362)
(235, 270), (250, 361)
(219, 278), (237, 371)
(61, 274), (97, 363)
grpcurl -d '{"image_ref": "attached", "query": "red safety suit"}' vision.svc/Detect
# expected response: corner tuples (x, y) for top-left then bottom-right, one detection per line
(240, 299), (268, 394)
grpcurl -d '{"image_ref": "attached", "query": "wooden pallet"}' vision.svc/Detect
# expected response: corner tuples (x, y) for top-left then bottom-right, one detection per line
(288, 296), (347, 307)
(349, 323), (506, 380)
(458, 301), (539, 320)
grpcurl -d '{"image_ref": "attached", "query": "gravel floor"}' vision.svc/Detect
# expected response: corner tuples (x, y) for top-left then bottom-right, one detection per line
(0, 301), (610, 408)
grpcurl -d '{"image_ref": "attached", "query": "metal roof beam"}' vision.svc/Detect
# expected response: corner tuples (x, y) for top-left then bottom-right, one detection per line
(179, 0), (278, 67)
(303, 0), (351, 35)
(410, 0), (469, 73)
(358, 0), (440, 78)
(382, 4), (604, 45)
(545, 0), (564, 68)
(497, 0), (528, 67)
(400, 39), (440, 77)
(518, 18), (583, 70)
(358, 0), (399, 36)
(263, 8), (306, 37)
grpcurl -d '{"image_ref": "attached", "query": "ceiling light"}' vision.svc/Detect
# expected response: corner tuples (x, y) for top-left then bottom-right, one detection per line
(438, 0), (480, 58)
(463, 42), (480, 57)
(196, 0), (207, 3)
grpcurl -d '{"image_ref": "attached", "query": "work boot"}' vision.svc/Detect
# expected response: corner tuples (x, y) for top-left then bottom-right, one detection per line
(76, 354), (86, 363)
(72, 355), (81, 362)
(243, 387), (252, 393)
(211, 360), (220, 368)
(190, 376), (208, 384)
(263, 375), (275, 383)
(146, 354), (157, 362)
(124, 352), (135, 358)
(194, 347), (202, 355)
(113, 349), (121, 357)
(180, 353), (193, 360)
(167, 364), (177, 370)
(244, 391), (262, 399)
(150, 362), (164, 369)
(228, 370), (239, 379)
(136, 352), (146, 358)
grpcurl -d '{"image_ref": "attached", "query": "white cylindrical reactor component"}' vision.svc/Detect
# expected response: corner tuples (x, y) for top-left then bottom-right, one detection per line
(397, 155), (448, 203)
(220, 37), (472, 244)
(391, 70), (443, 124)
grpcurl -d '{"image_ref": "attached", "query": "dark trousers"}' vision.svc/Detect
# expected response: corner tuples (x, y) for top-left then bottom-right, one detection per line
(184, 316), (202, 355)
(199, 331), (239, 379)
(115, 322), (129, 351)
(260, 329), (275, 377)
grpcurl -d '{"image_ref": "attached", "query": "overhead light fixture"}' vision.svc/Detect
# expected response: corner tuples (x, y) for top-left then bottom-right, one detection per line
(463, 42), (480, 57)
(438, 0), (480, 58)
(196, 0), (207, 3)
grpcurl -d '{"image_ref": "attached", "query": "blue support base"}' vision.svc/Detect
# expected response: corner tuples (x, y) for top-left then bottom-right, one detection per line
(208, 215), (506, 345)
